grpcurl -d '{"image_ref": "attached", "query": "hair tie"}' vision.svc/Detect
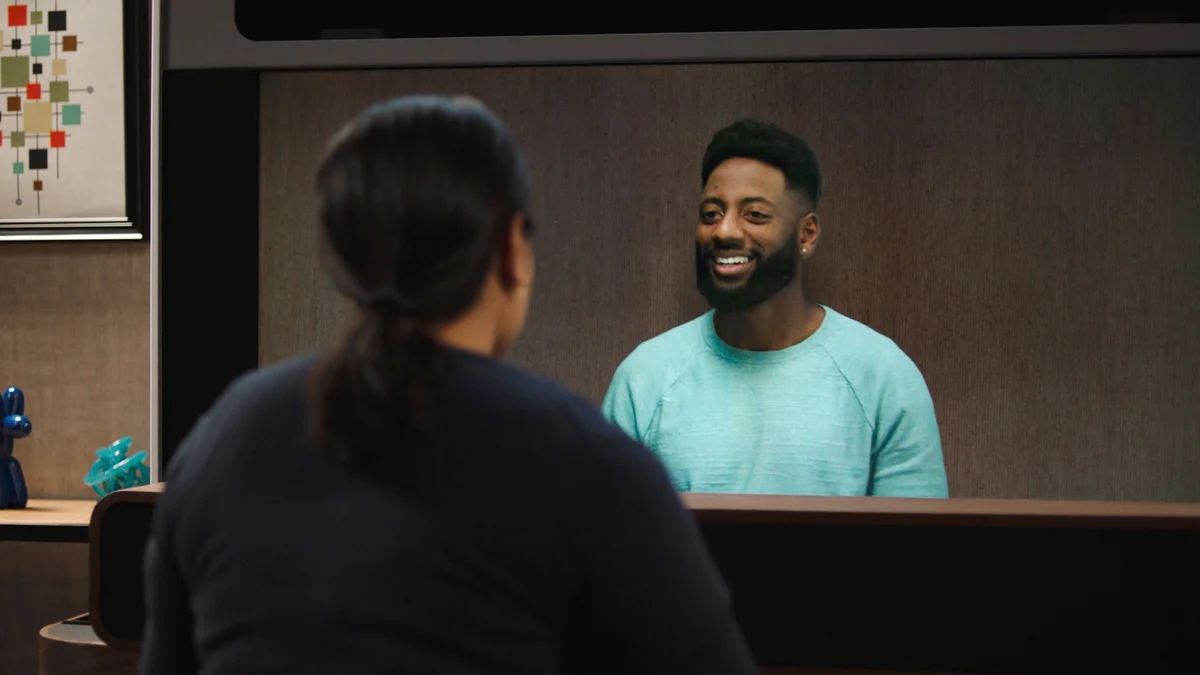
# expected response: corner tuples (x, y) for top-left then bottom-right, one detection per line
(360, 291), (407, 314)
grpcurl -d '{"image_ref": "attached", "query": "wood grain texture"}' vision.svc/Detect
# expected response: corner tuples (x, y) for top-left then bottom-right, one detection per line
(0, 243), (150, 499)
(683, 492), (1200, 529)
(259, 59), (1200, 502)
(0, 543), (89, 675)
(0, 500), (94, 527)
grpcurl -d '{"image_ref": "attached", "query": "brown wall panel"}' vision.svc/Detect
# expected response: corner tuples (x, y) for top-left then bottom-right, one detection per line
(0, 243), (151, 499)
(259, 59), (1200, 502)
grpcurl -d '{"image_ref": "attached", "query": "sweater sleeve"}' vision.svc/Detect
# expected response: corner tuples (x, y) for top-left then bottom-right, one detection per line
(601, 359), (647, 442)
(867, 353), (950, 498)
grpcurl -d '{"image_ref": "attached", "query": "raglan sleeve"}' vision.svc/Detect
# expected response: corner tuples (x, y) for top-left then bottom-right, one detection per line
(601, 356), (647, 442)
(868, 352), (950, 498)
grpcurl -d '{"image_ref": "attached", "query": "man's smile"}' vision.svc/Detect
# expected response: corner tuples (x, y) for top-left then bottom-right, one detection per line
(710, 253), (756, 280)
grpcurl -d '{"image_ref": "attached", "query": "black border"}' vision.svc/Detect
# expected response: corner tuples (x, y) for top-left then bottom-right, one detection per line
(232, 4), (1200, 41)
(0, 0), (151, 240)
(159, 69), (259, 468)
(124, 0), (151, 240)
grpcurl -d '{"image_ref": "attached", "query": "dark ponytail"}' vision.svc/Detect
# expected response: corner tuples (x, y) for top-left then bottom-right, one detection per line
(312, 308), (446, 469)
(309, 95), (532, 470)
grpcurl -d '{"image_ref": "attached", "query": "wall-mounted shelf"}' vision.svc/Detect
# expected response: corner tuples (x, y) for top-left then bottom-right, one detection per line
(0, 499), (95, 543)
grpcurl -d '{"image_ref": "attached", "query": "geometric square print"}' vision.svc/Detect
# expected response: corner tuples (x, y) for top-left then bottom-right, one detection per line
(0, 56), (29, 87)
(25, 82), (40, 100)
(31, 33), (49, 57)
(12, 161), (24, 175)
(29, 148), (48, 170)
(49, 80), (68, 102)
(61, 35), (76, 51)
(24, 100), (51, 133)
(8, 6), (27, 27)
(10, 131), (24, 147)
(61, 103), (81, 125)
(5, 96), (20, 112)
(33, 179), (43, 190)
(49, 130), (64, 148)
(51, 58), (66, 76)
(48, 10), (65, 32)
(31, 11), (42, 25)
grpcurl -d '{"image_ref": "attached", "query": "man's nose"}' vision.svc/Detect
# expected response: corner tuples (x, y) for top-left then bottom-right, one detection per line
(712, 213), (743, 243)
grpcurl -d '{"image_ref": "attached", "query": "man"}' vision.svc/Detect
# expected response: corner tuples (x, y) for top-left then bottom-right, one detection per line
(602, 119), (948, 498)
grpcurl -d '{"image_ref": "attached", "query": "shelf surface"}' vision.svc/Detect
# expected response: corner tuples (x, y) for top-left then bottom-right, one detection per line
(0, 499), (96, 542)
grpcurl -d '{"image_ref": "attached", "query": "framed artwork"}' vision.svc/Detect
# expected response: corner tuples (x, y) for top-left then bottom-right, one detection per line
(0, 0), (149, 241)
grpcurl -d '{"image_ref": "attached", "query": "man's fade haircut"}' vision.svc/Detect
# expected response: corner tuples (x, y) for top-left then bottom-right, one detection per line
(700, 118), (824, 212)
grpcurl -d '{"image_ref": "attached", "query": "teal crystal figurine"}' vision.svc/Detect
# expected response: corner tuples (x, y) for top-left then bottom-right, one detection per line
(1, 386), (32, 509)
(83, 437), (150, 499)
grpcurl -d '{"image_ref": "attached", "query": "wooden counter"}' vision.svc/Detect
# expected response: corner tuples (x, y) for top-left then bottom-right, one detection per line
(0, 499), (95, 543)
(89, 485), (1200, 672)
(683, 492), (1200, 528)
(1, 501), (96, 674)
(95, 482), (1200, 523)
(684, 494), (1200, 674)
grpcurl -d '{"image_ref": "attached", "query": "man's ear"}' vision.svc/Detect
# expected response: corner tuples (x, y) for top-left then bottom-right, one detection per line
(498, 213), (533, 290)
(799, 212), (821, 258)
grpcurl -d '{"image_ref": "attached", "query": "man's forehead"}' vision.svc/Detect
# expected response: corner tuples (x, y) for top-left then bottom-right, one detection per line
(703, 158), (787, 195)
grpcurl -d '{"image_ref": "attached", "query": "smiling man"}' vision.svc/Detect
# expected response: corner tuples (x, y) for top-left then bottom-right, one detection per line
(602, 119), (948, 498)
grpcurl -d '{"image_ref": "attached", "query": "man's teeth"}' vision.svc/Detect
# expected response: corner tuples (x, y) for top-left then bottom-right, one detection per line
(715, 256), (750, 265)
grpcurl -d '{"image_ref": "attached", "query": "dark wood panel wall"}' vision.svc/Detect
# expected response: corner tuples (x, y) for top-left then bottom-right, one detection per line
(259, 59), (1200, 502)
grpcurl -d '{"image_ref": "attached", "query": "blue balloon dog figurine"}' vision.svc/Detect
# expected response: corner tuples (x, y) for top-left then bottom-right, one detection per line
(1, 386), (32, 509)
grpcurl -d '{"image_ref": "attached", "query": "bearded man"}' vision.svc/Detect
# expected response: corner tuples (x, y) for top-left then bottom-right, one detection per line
(602, 119), (948, 498)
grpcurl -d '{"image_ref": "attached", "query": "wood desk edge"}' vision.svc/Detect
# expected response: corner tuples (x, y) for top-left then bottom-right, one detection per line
(83, 482), (1200, 527)
(84, 485), (1200, 651)
(0, 498), (96, 526)
(683, 493), (1200, 528)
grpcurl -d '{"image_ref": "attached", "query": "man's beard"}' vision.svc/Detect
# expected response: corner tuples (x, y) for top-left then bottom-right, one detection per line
(695, 230), (801, 313)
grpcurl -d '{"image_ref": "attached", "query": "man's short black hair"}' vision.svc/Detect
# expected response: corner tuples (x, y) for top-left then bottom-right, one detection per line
(700, 118), (823, 211)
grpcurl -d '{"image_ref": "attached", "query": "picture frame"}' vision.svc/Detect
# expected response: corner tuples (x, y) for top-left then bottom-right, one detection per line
(0, 0), (150, 241)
